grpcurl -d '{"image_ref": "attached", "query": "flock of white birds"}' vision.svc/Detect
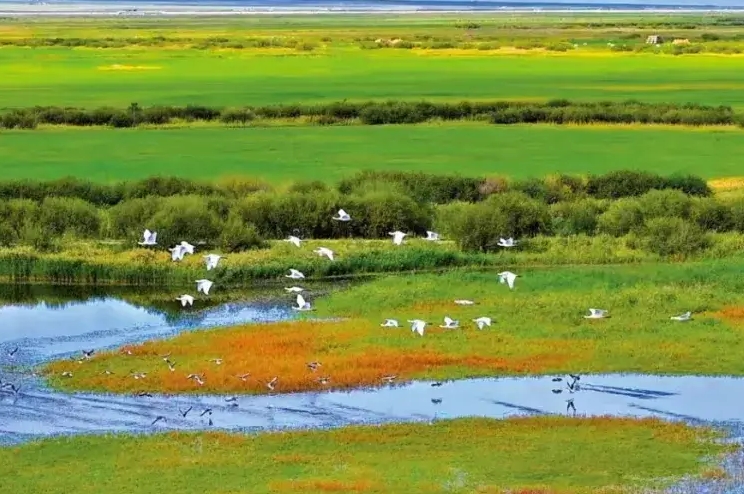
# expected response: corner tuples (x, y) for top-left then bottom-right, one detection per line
(139, 229), (223, 307)
(140, 206), (694, 326)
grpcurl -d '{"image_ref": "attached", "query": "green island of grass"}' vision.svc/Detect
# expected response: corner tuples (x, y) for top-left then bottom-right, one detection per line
(0, 417), (729, 494)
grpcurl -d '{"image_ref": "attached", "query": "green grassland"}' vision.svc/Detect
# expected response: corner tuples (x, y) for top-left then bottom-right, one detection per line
(3, 47), (744, 108)
(1, 124), (743, 183)
(0, 417), (728, 494)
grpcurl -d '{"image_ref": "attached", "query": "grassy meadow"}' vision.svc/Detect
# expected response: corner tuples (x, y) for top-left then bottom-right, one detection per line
(4, 47), (744, 108)
(0, 417), (728, 494)
(45, 259), (744, 394)
(1, 124), (743, 182)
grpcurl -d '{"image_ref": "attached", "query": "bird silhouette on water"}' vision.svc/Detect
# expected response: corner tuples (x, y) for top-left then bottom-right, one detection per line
(178, 406), (192, 418)
(566, 399), (576, 416)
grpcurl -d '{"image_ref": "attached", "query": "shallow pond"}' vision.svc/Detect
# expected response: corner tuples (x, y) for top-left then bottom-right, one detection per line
(1, 284), (744, 454)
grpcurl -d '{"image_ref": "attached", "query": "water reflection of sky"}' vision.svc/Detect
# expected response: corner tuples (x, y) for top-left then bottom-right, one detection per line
(0, 292), (294, 364)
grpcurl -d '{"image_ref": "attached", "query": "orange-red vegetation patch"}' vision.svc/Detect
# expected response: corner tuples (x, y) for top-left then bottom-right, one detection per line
(269, 479), (375, 493)
(45, 319), (592, 394)
(715, 306), (744, 322)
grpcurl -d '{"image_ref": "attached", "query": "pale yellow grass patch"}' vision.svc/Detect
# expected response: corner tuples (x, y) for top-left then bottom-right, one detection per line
(97, 64), (162, 71)
(708, 177), (744, 192)
(578, 83), (744, 92)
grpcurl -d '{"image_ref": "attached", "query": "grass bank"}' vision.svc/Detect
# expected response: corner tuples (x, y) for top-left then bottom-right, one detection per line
(0, 417), (728, 494)
(1, 125), (743, 183)
(44, 259), (744, 394)
(7, 233), (744, 286)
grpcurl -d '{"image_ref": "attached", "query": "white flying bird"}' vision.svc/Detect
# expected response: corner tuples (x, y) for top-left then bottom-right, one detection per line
(169, 245), (186, 262)
(286, 269), (305, 280)
(294, 294), (313, 311)
(497, 237), (519, 248)
(180, 241), (195, 255)
(195, 279), (213, 295)
(424, 231), (440, 241)
(440, 317), (460, 329)
(408, 319), (427, 336)
(671, 311), (692, 322)
(176, 294), (194, 307)
(204, 254), (223, 271)
(333, 209), (351, 221)
(138, 229), (157, 246)
(473, 316), (492, 329)
(584, 308), (608, 319)
(285, 236), (302, 248)
(498, 271), (518, 289)
(285, 286), (304, 293)
(389, 231), (407, 246)
(314, 247), (335, 261)
(408, 319), (426, 336)
(380, 319), (399, 328)
(454, 299), (475, 306)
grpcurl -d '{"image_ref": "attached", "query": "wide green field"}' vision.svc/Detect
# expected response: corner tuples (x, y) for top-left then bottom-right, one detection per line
(2, 124), (743, 182)
(3, 47), (744, 108)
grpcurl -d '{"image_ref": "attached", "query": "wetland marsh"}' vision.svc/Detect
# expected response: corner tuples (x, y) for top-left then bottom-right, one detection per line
(4, 10), (744, 493)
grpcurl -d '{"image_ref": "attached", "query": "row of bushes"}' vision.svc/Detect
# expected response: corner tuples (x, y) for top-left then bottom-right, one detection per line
(1, 99), (739, 129)
(0, 187), (738, 256)
(438, 189), (743, 255)
(0, 171), (711, 207)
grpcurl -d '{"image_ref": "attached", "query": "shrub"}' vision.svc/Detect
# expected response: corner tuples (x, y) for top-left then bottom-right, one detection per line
(36, 197), (101, 237)
(690, 198), (734, 232)
(219, 214), (265, 252)
(124, 176), (218, 199)
(550, 198), (605, 235)
(220, 108), (255, 125)
(637, 189), (692, 219)
(640, 217), (710, 256)
(597, 198), (644, 236)
(148, 195), (222, 247)
(447, 192), (551, 251)
(351, 191), (433, 238)
(729, 199), (744, 232)
(587, 170), (666, 199)
(338, 170), (483, 204)
(108, 197), (163, 238)
(663, 173), (712, 197)
(0, 199), (39, 239)
(433, 201), (474, 239)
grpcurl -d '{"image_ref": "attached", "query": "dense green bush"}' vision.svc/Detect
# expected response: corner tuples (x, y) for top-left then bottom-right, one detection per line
(550, 198), (606, 235)
(637, 189), (692, 219)
(219, 214), (265, 252)
(37, 197), (101, 237)
(338, 170), (483, 204)
(690, 198), (734, 232)
(587, 170), (667, 199)
(148, 196), (222, 247)
(445, 192), (551, 251)
(588, 170), (711, 199)
(641, 217), (710, 256)
(597, 198), (645, 236)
